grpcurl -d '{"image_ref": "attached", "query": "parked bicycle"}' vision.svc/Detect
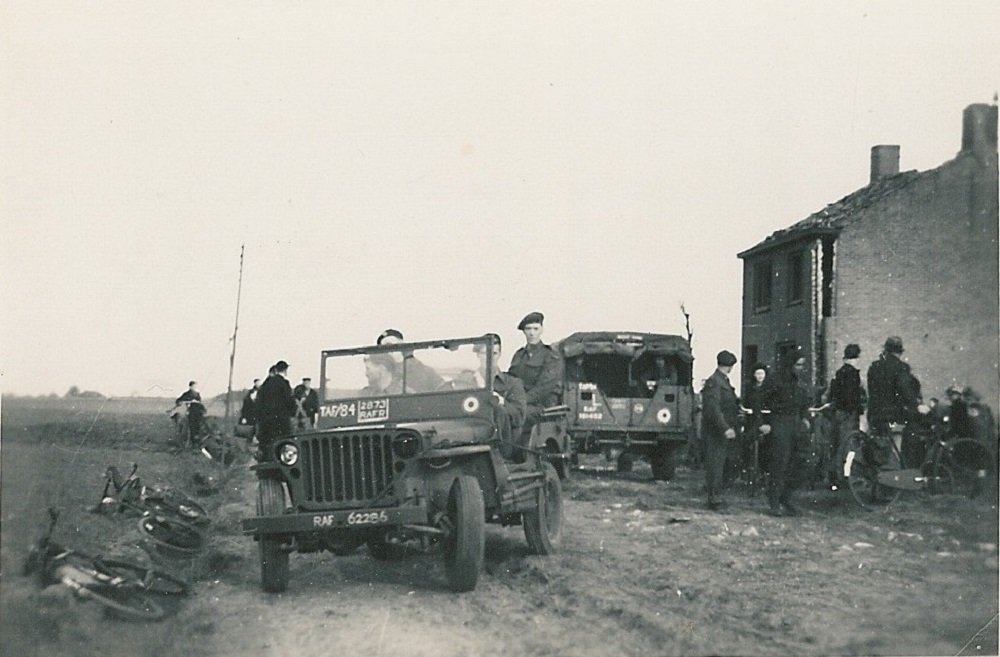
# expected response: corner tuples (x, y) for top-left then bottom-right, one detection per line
(737, 407), (771, 497)
(843, 419), (993, 509)
(92, 463), (210, 527)
(23, 508), (189, 621)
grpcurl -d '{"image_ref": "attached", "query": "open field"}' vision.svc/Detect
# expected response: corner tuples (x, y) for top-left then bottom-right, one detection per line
(1, 396), (997, 657)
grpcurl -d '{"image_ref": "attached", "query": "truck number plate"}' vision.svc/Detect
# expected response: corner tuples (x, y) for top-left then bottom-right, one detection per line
(347, 511), (389, 525)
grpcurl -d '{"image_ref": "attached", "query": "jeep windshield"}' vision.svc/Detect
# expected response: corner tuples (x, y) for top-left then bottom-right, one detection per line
(321, 339), (491, 402)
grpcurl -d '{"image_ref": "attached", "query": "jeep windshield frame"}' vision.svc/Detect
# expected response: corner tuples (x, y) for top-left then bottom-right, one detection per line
(317, 335), (500, 429)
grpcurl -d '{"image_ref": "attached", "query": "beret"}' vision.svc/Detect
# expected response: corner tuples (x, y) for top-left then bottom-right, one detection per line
(274, 360), (289, 371)
(517, 312), (544, 330)
(716, 350), (737, 367)
(377, 328), (404, 345)
(843, 343), (861, 359)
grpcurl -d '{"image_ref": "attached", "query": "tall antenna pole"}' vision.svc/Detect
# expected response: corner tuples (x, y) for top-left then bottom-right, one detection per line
(224, 245), (245, 419)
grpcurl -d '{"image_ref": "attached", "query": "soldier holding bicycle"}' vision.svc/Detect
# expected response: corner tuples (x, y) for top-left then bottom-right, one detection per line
(866, 336), (929, 466)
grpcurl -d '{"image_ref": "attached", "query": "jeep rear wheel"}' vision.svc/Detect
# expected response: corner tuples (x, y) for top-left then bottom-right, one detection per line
(256, 478), (289, 593)
(524, 462), (563, 555)
(441, 475), (485, 592)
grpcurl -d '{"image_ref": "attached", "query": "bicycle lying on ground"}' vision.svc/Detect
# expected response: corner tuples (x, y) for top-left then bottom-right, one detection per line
(844, 420), (994, 510)
(91, 463), (210, 527)
(23, 508), (189, 621)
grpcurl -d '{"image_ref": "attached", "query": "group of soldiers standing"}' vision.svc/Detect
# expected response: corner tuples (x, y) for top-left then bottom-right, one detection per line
(700, 335), (996, 516)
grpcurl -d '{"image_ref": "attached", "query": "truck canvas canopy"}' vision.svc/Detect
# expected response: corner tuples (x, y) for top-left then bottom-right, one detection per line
(556, 332), (694, 362)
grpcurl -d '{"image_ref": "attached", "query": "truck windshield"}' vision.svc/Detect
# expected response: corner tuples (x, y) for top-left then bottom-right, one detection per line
(322, 342), (486, 401)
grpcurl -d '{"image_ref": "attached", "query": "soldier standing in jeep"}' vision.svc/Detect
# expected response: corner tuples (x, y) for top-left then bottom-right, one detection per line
(508, 312), (564, 454)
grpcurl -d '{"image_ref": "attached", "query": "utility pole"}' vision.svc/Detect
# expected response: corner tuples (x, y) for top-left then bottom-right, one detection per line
(225, 245), (245, 419)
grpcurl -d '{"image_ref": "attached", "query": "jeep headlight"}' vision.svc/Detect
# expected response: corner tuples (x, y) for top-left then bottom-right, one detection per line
(278, 443), (299, 466)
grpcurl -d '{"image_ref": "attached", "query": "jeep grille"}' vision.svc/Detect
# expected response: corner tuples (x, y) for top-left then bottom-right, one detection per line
(298, 431), (405, 506)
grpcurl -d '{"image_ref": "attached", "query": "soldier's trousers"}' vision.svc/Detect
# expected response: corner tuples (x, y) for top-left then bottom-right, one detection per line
(703, 429), (735, 503)
(768, 414), (807, 508)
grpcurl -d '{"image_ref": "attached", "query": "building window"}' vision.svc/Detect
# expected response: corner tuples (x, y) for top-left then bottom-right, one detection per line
(787, 251), (805, 305)
(753, 259), (772, 311)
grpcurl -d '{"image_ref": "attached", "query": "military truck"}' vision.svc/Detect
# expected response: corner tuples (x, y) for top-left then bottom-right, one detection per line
(556, 331), (695, 480)
(241, 334), (563, 593)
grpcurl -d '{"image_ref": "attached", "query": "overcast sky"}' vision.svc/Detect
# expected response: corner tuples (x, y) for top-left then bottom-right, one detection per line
(2, 1), (997, 403)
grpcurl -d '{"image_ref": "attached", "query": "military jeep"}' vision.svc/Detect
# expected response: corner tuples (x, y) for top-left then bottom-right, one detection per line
(241, 334), (563, 593)
(557, 331), (695, 480)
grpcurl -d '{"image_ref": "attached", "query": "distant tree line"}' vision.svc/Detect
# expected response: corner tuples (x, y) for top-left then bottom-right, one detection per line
(65, 386), (106, 399)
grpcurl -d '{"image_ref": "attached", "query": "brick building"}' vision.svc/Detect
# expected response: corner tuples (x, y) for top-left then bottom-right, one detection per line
(737, 103), (999, 406)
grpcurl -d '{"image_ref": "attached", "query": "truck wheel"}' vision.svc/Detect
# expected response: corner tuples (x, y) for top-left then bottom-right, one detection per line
(524, 463), (563, 555)
(650, 445), (677, 481)
(616, 451), (634, 473)
(442, 475), (484, 592)
(256, 478), (289, 593)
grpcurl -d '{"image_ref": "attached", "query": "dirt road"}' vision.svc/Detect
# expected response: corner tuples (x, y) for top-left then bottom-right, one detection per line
(1, 399), (997, 656)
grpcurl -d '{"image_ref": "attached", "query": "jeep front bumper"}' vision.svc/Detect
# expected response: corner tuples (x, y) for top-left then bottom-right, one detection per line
(242, 504), (429, 536)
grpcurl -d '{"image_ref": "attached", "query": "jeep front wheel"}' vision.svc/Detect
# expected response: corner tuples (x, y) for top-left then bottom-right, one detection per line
(524, 462), (564, 555)
(441, 475), (485, 592)
(256, 478), (289, 593)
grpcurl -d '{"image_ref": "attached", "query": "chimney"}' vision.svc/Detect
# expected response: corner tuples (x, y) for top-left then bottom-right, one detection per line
(961, 103), (998, 158)
(870, 145), (900, 184)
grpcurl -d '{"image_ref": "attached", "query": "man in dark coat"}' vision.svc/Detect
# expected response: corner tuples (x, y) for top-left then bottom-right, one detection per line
(508, 311), (564, 442)
(256, 361), (296, 461)
(700, 350), (741, 511)
(866, 336), (926, 435)
(293, 377), (320, 428)
(175, 380), (206, 443)
(827, 344), (866, 484)
(761, 350), (811, 516)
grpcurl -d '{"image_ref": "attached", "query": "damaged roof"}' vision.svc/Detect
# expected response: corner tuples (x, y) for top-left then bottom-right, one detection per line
(738, 170), (923, 258)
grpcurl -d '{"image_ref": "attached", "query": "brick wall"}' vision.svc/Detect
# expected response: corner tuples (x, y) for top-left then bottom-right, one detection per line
(827, 153), (999, 406)
(741, 242), (820, 386)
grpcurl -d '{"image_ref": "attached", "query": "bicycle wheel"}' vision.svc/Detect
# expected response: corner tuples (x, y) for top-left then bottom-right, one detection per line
(943, 438), (993, 499)
(79, 585), (165, 621)
(845, 433), (902, 510)
(96, 559), (190, 595)
(138, 515), (205, 557)
(146, 494), (210, 526)
(927, 459), (954, 495)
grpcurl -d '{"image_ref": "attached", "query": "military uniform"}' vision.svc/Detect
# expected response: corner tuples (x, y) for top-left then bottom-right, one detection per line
(257, 371), (295, 460)
(828, 362), (865, 481)
(508, 341), (564, 439)
(763, 358), (812, 514)
(293, 383), (320, 428)
(700, 367), (741, 507)
(867, 353), (921, 433)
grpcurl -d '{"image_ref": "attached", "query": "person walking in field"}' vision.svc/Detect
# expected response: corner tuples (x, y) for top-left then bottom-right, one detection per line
(175, 380), (206, 444)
